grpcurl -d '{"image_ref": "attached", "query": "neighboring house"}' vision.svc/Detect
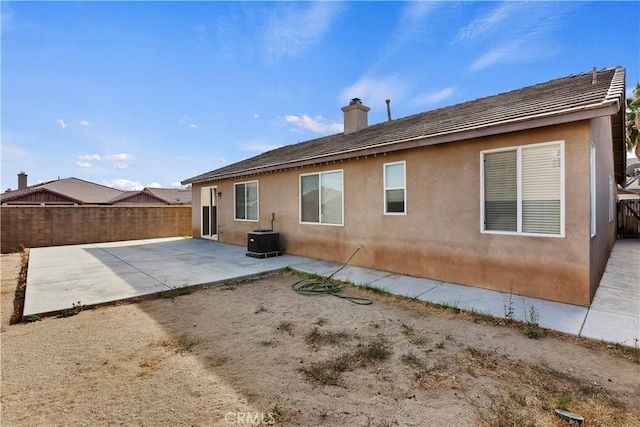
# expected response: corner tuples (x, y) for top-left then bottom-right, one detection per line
(183, 67), (627, 306)
(1, 174), (191, 205)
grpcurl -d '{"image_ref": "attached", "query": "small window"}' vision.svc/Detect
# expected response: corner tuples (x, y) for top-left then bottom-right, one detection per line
(234, 181), (258, 221)
(384, 161), (406, 214)
(300, 170), (343, 225)
(481, 141), (564, 237)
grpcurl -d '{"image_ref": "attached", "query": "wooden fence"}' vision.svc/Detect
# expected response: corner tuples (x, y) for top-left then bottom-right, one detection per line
(618, 199), (640, 238)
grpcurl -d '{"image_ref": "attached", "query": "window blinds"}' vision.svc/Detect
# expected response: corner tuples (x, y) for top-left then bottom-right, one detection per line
(522, 144), (561, 234)
(483, 142), (562, 235)
(484, 150), (517, 232)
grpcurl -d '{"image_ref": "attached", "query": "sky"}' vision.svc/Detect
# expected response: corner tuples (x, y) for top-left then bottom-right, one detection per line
(2, 1), (639, 192)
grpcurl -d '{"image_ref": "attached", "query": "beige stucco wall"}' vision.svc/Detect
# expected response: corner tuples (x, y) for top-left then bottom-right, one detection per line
(193, 120), (601, 306)
(588, 116), (618, 300)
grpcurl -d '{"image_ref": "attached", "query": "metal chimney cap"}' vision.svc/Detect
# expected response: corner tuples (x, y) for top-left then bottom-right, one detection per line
(349, 98), (362, 105)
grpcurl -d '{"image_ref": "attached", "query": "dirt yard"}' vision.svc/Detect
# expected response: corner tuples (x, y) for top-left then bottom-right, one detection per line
(1, 251), (639, 427)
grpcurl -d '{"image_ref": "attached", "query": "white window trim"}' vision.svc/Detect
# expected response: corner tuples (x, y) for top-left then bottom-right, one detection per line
(590, 142), (596, 237)
(200, 186), (218, 240)
(609, 174), (615, 223)
(299, 169), (344, 226)
(234, 180), (259, 222)
(480, 140), (565, 238)
(383, 161), (407, 215)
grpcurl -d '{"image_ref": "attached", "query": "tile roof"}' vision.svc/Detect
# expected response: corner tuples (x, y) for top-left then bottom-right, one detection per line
(183, 66), (626, 185)
(145, 187), (192, 204)
(1, 177), (191, 205)
(1, 178), (122, 204)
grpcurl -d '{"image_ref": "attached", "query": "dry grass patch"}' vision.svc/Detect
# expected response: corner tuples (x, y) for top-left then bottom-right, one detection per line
(456, 346), (640, 426)
(400, 351), (463, 392)
(347, 281), (640, 361)
(155, 334), (199, 354)
(275, 320), (294, 334)
(304, 327), (353, 347)
(300, 334), (392, 386)
(138, 357), (161, 377)
(400, 322), (429, 346)
(9, 248), (28, 324)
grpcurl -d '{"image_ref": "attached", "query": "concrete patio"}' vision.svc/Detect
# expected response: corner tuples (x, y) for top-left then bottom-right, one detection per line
(23, 237), (639, 347)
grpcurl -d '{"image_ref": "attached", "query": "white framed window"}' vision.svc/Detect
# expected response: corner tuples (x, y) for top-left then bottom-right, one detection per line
(481, 141), (564, 237)
(234, 181), (258, 221)
(384, 161), (406, 215)
(300, 170), (343, 225)
(590, 143), (596, 236)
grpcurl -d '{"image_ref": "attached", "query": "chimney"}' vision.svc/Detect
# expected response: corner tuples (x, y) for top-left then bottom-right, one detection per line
(341, 98), (370, 134)
(18, 172), (27, 190)
(591, 66), (598, 85)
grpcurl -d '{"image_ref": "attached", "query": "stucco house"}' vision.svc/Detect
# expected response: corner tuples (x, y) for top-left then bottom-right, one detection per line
(183, 67), (627, 306)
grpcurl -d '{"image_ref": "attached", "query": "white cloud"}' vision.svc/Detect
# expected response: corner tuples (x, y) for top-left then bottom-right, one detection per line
(105, 153), (133, 161)
(412, 86), (456, 107)
(80, 120), (90, 127)
(454, 2), (518, 44)
(78, 154), (101, 161)
(457, 2), (567, 72)
(104, 153), (135, 169)
(253, 113), (259, 119)
(101, 179), (144, 191)
(56, 119), (68, 129)
(180, 115), (198, 128)
(469, 40), (524, 72)
(339, 75), (409, 110)
(284, 114), (343, 134)
(75, 154), (101, 168)
(215, 13), (241, 59)
(240, 141), (284, 152)
(75, 153), (135, 170)
(171, 181), (187, 188)
(146, 182), (162, 188)
(378, 2), (436, 63)
(264, 2), (343, 61)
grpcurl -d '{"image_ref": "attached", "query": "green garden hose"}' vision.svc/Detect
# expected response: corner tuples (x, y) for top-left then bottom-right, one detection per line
(291, 246), (372, 305)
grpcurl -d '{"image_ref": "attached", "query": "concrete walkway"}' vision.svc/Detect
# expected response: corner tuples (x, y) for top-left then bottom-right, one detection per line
(23, 237), (639, 347)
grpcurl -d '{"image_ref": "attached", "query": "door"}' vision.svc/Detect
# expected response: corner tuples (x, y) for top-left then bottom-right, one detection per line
(201, 186), (218, 239)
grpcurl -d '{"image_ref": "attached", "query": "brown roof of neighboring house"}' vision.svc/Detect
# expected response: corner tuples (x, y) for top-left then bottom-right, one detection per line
(1, 177), (191, 205)
(1, 177), (123, 204)
(146, 187), (192, 205)
(183, 66), (626, 185)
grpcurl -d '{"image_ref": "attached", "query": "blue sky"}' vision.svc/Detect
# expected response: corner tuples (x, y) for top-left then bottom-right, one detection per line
(2, 1), (639, 191)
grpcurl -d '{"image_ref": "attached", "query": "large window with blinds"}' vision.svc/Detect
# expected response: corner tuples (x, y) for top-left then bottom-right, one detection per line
(481, 141), (564, 237)
(300, 170), (343, 225)
(234, 181), (258, 221)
